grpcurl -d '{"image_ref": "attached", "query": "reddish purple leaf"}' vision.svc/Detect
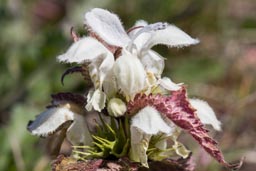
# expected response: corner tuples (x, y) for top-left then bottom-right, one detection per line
(127, 87), (243, 170)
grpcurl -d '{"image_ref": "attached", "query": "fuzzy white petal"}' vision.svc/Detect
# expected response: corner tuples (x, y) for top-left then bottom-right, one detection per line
(159, 77), (183, 91)
(140, 50), (165, 77)
(57, 37), (113, 64)
(85, 8), (130, 47)
(141, 24), (199, 51)
(129, 127), (151, 167)
(86, 89), (106, 112)
(88, 53), (115, 89)
(27, 106), (92, 145)
(131, 106), (173, 135)
(113, 50), (147, 99)
(189, 99), (222, 131)
(102, 69), (118, 98)
(28, 107), (74, 137)
(129, 106), (175, 167)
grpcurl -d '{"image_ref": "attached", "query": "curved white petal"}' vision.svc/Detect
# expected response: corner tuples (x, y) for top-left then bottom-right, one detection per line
(57, 37), (113, 64)
(113, 50), (147, 99)
(129, 106), (174, 167)
(86, 89), (106, 112)
(189, 99), (222, 131)
(27, 105), (92, 145)
(84, 8), (130, 47)
(158, 77), (183, 91)
(27, 107), (74, 137)
(140, 24), (199, 52)
(140, 50), (165, 77)
(88, 53), (115, 89)
(129, 127), (151, 167)
(131, 106), (173, 135)
(102, 69), (118, 98)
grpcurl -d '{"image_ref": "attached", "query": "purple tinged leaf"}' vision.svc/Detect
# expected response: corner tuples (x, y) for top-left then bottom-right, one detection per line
(127, 87), (243, 170)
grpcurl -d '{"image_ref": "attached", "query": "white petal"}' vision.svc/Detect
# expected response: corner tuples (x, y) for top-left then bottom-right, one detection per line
(86, 89), (106, 112)
(189, 99), (222, 131)
(158, 77), (183, 91)
(102, 69), (118, 98)
(129, 127), (151, 167)
(140, 24), (199, 52)
(139, 50), (165, 77)
(88, 52), (115, 89)
(84, 8), (130, 47)
(27, 107), (75, 137)
(113, 50), (147, 99)
(131, 106), (173, 135)
(57, 37), (114, 64)
(66, 113), (93, 146)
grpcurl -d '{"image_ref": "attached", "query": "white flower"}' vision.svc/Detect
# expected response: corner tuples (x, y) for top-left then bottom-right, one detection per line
(56, 8), (199, 110)
(189, 99), (222, 131)
(129, 106), (175, 167)
(84, 8), (199, 97)
(27, 103), (92, 146)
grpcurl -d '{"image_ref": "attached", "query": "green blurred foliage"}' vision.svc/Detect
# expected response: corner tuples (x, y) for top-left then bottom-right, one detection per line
(0, 0), (255, 170)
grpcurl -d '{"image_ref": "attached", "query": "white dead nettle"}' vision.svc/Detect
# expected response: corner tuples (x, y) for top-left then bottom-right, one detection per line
(27, 103), (93, 146)
(129, 106), (176, 167)
(129, 106), (191, 167)
(84, 8), (199, 97)
(84, 8), (201, 166)
(189, 99), (222, 131)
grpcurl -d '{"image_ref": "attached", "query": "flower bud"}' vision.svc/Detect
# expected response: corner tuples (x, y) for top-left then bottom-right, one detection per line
(107, 98), (127, 117)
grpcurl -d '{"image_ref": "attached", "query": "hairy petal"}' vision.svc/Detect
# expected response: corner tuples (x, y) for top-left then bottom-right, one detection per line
(84, 8), (130, 47)
(57, 37), (114, 64)
(129, 106), (175, 167)
(113, 50), (147, 99)
(158, 77), (183, 91)
(189, 99), (222, 131)
(27, 107), (74, 137)
(140, 24), (199, 52)
(86, 89), (106, 112)
(102, 69), (118, 98)
(139, 50), (165, 78)
(132, 106), (173, 135)
(88, 53), (115, 89)
(27, 105), (92, 145)
(129, 127), (151, 168)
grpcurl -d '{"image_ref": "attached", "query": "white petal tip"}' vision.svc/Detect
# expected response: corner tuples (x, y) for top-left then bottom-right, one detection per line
(189, 99), (222, 131)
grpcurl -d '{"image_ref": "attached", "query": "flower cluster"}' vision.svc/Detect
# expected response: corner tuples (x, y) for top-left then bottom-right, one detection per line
(27, 8), (242, 170)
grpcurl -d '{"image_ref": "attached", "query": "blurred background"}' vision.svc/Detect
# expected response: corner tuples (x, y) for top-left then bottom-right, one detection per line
(0, 0), (255, 170)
